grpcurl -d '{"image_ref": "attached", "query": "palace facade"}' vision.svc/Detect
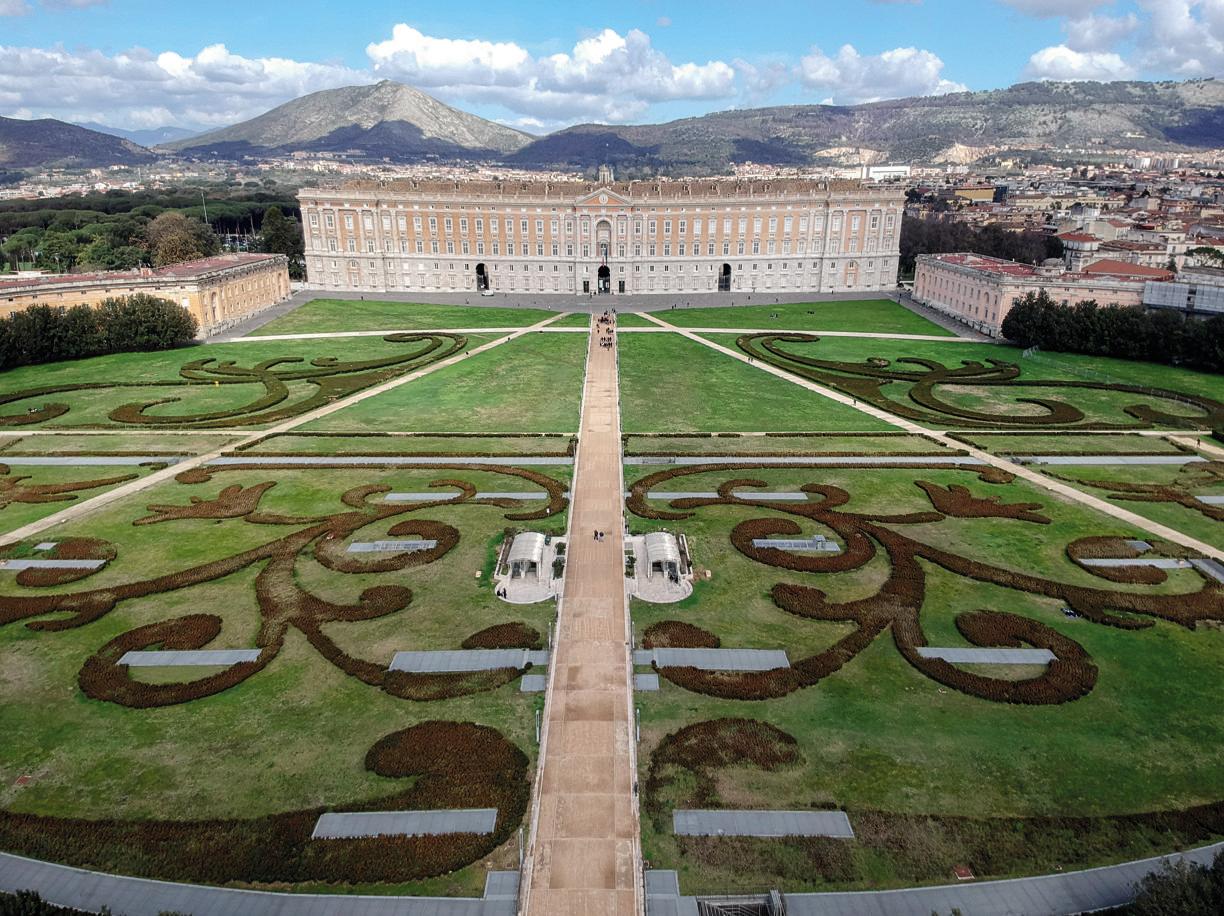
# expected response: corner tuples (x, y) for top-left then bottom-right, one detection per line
(0, 253), (291, 336)
(298, 178), (904, 296)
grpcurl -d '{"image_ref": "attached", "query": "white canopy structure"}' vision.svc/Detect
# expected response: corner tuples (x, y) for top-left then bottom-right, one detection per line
(644, 532), (682, 580)
(508, 532), (546, 579)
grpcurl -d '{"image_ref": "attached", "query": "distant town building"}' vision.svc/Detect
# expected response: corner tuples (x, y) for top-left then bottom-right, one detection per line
(1144, 266), (1224, 317)
(912, 253), (1166, 337)
(298, 178), (904, 295)
(0, 253), (290, 336)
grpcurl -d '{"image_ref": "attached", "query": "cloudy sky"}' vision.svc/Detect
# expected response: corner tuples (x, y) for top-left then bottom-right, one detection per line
(1, 0), (1221, 133)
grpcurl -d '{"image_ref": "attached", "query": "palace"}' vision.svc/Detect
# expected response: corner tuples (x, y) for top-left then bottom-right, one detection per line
(0, 253), (291, 336)
(298, 176), (904, 296)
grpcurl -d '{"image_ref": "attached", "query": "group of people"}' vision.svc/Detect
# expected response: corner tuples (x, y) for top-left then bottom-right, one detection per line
(495, 587), (509, 599)
(597, 310), (616, 349)
(593, 530), (609, 542)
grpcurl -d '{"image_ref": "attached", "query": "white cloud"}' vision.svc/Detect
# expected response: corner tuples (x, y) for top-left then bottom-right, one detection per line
(0, 0), (31, 15)
(1024, 44), (1135, 79)
(799, 44), (967, 103)
(1064, 12), (1140, 52)
(367, 24), (736, 122)
(1021, 0), (1224, 82)
(0, 42), (369, 128)
(1135, 0), (1224, 76)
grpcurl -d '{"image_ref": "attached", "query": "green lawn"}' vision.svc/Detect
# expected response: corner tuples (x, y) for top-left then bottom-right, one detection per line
(955, 433), (1188, 455)
(304, 331), (587, 434)
(242, 433), (574, 456)
(550, 312), (594, 328)
(619, 332), (894, 433)
(1037, 461), (1224, 550)
(0, 433), (240, 456)
(0, 464), (162, 534)
(660, 299), (954, 336)
(707, 334), (1224, 431)
(0, 335), (479, 430)
(249, 299), (561, 335)
(629, 463), (1224, 893)
(624, 434), (946, 456)
(0, 461), (566, 894)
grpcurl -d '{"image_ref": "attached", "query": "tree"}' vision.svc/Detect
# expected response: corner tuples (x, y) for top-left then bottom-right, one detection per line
(146, 212), (219, 267)
(258, 206), (305, 279)
(1128, 853), (1224, 915)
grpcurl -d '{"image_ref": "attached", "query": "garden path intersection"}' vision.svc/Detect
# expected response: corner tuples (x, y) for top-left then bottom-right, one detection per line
(0, 299), (1222, 916)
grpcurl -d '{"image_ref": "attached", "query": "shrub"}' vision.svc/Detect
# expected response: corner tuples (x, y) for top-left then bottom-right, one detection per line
(0, 295), (197, 371)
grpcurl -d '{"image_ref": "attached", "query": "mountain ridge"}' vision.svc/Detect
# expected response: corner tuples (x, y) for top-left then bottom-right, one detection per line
(166, 80), (533, 159)
(0, 117), (156, 169)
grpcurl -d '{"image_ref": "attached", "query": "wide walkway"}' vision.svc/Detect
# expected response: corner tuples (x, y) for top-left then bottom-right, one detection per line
(521, 322), (642, 915)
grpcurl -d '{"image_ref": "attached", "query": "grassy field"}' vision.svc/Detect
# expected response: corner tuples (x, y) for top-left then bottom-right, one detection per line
(624, 434), (947, 455)
(704, 333), (1224, 430)
(0, 458), (566, 895)
(0, 335), (482, 430)
(619, 332), (894, 433)
(954, 433), (1188, 455)
(242, 433), (575, 456)
(0, 434), (240, 456)
(1035, 461), (1224, 550)
(659, 299), (954, 335)
(248, 299), (562, 335)
(629, 463), (1224, 893)
(0, 464), (164, 534)
(304, 331), (586, 434)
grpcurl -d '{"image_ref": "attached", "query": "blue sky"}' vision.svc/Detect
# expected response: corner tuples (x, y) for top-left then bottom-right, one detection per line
(0, 0), (1219, 132)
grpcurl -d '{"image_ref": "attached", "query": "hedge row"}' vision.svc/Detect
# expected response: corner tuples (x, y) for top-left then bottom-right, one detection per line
(642, 621), (720, 649)
(915, 480), (1051, 524)
(738, 331), (1224, 432)
(0, 465), (139, 511)
(0, 332), (466, 430)
(635, 463), (1222, 705)
(462, 622), (542, 650)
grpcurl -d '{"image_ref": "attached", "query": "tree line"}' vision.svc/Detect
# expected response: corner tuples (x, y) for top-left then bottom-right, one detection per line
(0, 294), (198, 371)
(0, 189), (304, 278)
(1000, 291), (1224, 374)
(900, 214), (1063, 276)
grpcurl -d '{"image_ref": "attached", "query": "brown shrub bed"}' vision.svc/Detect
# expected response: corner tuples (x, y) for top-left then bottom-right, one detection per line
(462, 622), (542, 649)
(642, 621), (720, 649)
(0, 721), (529, 886)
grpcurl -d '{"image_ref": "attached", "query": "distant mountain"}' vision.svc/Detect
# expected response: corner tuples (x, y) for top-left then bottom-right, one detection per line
(0, 117), (156, 169)
(509, 79), (1224, 173)
(167, 80), (532, 160)
(77, 123), (200, 147)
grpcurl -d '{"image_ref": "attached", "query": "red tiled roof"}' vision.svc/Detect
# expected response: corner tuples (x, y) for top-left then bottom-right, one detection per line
(1057, 232), (1100, 243)
(1080, 259), (1173, 279)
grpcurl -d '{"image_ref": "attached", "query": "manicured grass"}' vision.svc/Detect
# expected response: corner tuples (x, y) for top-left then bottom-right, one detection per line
(242, 433), (575, 456)
(550, 312), (594, 328)
(0, 335), (481, 430)
(0, 462), (566, 894)
(619, 332), (894, 433)
(614, 312), (662, 328)
(661, 299), (954, 336)
(0, 464), (162, 534)
(624, 434), (947, 455)
(0, 434), (240, 456)
(704, 334), (1224, 430)
(1038, 462), (1224, 550)
(629, 464), (1224, 893)
(249, 299), (561, 335)
(955, 433), (1188, 455)
(304, 331), (586, 434)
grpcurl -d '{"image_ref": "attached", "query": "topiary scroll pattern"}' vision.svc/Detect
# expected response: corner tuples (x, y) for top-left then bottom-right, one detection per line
(627, 463), (1223, 704)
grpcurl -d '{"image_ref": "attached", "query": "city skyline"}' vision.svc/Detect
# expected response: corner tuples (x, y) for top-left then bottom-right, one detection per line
(1, 0), (1222, 134)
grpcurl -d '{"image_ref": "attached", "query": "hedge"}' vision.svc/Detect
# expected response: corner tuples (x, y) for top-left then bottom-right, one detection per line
(0, 295), (198, 372)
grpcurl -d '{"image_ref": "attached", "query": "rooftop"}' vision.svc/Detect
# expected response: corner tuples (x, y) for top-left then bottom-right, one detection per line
(0, 254), (284, 293)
